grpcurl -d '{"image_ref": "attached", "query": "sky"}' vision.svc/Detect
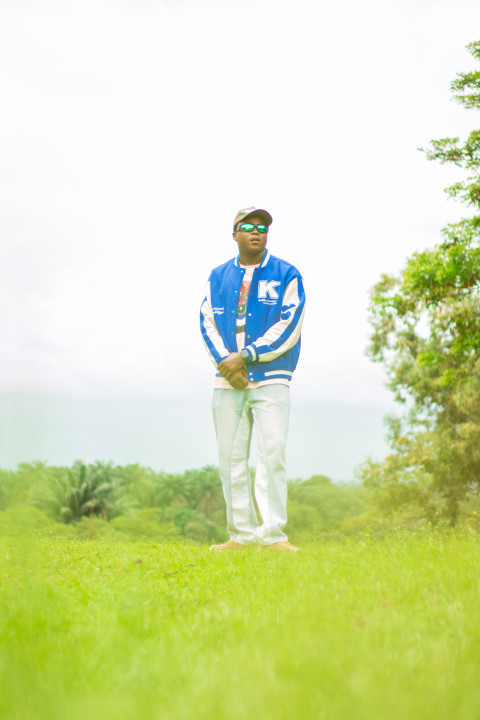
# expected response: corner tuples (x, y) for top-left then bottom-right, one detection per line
(2, 0), (480, 480)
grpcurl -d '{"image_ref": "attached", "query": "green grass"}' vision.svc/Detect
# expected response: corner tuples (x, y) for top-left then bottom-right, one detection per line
(1, 530), (479, 720)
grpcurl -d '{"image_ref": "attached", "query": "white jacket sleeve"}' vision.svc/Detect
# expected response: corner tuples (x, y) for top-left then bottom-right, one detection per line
(200, 280), (230, 366)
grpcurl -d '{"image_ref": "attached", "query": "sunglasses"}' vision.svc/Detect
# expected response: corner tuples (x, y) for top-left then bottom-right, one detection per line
(236, 223), (268, 234)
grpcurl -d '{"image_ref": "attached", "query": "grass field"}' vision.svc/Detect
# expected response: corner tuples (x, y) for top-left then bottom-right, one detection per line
(1, 528), (479, 720)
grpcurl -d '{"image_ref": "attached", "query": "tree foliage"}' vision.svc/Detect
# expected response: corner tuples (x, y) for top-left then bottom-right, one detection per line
(0, 462), (367, 540)
(363, 41), (480, 524)
(287, 475), (367, 535)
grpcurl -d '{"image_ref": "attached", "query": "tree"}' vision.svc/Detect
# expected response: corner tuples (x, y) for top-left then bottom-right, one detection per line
(111, 463), (165, 509)
(363, 41), (480, 524)
(187, 466), (224, 518)
(48, 461), (117, 523)
(155, 472), (192, 509)
(288, 476), (367, 533)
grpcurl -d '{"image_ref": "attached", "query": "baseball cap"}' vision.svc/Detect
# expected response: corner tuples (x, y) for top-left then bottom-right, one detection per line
(233, 206), (273, 230)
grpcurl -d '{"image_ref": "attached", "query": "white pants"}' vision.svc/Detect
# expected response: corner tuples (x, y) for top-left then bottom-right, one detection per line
(212, 384), (290, 545)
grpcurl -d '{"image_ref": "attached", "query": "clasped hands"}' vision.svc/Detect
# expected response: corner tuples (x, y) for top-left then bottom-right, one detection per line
(218, 352), (248, 389)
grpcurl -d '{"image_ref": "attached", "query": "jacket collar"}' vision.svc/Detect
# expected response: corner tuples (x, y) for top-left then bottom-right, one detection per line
(234, 250), (271, 268)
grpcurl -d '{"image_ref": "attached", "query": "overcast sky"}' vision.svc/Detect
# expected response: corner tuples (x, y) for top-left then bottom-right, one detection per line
(2, 0), (480, 478)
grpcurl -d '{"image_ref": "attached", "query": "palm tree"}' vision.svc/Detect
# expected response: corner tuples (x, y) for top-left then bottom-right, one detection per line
(188, 466), (224, 518)
(48, 461), (116, 523)
(155, 473), (193, 508)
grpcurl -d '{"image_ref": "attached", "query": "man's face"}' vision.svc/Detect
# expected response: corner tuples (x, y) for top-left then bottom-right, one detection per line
(233, 215), (268, 257)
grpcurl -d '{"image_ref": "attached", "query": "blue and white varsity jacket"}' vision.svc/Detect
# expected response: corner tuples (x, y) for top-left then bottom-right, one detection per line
(200, 250), (305, 383)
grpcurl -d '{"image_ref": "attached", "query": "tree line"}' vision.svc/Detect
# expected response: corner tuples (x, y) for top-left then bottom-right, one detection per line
(0, 461), (368, 542)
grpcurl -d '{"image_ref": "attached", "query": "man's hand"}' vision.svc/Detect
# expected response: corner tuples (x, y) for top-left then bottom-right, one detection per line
(218, 352), (245, 379)
(218, 353), (248, 388)
(228, 368), (248, 389)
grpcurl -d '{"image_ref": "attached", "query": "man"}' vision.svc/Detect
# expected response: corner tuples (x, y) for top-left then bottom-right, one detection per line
(200, 206), (305, 552)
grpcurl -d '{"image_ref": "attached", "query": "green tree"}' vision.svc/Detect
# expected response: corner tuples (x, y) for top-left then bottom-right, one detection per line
(187, 466), (224, 518)
(288, 476), (367, 533)
(0, 461), (63, 510)
(47, 461), (117, 523)
(364, 41), (480, 524)
(110, 463), (166, 509)
(156, 473), (192, 508)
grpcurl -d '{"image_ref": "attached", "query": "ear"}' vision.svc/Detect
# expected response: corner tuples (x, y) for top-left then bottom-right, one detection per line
(232, 232), (238, 243)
